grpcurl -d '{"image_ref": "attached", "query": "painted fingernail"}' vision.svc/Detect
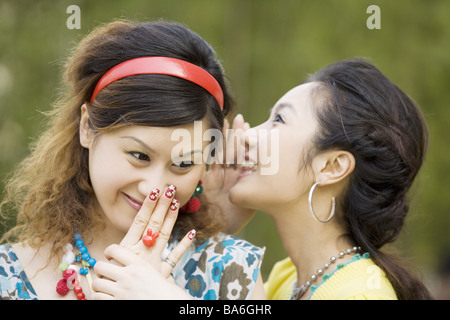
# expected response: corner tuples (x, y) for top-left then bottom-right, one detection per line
(148, 188), (160, 201)
(165, 185), (176, 198)
(188, 229), (196, 241)
(169, 199), (179, 211)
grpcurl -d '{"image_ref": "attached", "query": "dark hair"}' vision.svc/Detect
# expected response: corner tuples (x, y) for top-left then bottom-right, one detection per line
(77, 21), (234, 130)
(307, 58), (432, 299)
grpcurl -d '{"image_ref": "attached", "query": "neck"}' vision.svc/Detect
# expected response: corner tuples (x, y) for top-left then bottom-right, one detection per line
(82, 220), (127, 263)
(268, 203), (355, 289)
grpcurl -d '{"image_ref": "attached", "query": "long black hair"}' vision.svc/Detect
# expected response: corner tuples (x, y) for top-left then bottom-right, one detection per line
(307, 58), (432, 299)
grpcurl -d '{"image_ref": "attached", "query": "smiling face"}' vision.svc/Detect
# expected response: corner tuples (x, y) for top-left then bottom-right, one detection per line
(80, 107), (208, 234)
(229, 82), (320, 213)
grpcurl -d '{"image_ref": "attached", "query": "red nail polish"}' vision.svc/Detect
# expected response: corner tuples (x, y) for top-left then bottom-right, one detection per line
(169, 199), (179, 211)
(148, 188), (160, 201)
(188, 229), (196, 240)
(165, 185), (176, 198)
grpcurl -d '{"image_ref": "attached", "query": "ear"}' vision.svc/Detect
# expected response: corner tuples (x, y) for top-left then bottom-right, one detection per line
(312, 150), (355, 186)
(79, 104), (93, 149)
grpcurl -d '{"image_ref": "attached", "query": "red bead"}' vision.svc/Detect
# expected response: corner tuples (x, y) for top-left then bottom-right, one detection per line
(187, 197), (201, 213)
(56, 279), (69, 296)
(180, 197), (201, 213)
(73, 285), (83, 294)
(63, 268), (76, 280)
(76, 292), (85, 300)
(180, 203), (189, 212)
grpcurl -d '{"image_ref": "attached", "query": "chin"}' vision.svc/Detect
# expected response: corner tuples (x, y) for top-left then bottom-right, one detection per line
(229, 180), (260, 210)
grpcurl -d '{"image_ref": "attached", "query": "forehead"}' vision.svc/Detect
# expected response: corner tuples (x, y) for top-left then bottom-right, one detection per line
(273, 82), (320, 117)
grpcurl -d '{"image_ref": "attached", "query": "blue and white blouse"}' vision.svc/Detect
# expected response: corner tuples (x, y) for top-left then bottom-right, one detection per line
(0, 233), (264, 300)
(167, 233), (265, 300)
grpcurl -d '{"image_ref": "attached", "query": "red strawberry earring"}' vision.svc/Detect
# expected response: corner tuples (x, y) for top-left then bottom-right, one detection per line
(180, 180), (203, 214)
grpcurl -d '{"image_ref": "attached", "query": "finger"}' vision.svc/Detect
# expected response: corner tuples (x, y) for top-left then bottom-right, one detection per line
(91, 277), (117, 298)
(93, 260), (122, 281)
(144, 185), (176, 237)
(232, 113), (245, 130)
(91, 291), (115, 300)
(121, 188), (161, 246)
(223, 117), (230, 131)
(104, 244), (137, 267)
(227, 114), (247, 166)
(152, 199), (179, 253)
(161, 229), (196, 277)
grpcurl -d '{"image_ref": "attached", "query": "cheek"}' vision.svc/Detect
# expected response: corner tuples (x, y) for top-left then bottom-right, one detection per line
(176, 175), (203, 206)
(88, 145), (130, 205)
(230, 138), (307, 207)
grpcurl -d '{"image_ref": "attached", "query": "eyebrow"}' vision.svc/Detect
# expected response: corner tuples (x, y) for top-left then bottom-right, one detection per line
(270, 102), (297, 116)
(120, 136), (203, 157)
(121, 136), (156, 154)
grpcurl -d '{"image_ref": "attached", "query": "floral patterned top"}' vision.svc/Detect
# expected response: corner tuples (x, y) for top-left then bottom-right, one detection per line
(0, 233), (264, 300)
(166, 233), (265, 300)
(0, 244), (38, 300)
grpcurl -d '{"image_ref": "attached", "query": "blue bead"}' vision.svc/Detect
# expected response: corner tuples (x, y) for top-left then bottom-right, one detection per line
(82, 253), (90, 261)
(75, 239), (84, 247)
(79, 246), (88, 254)
(88, 258), (96, 267)
(74, 233), (82, 240)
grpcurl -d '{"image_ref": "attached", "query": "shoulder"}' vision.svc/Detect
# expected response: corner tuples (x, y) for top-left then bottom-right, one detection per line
(198, 233), (265, 261)
(310, 255), (398, 300)
(0, 243), (38, 300)
(264, 257), (297, 300)
(0, 243), (20, 271)
(170, 233), (265, 300)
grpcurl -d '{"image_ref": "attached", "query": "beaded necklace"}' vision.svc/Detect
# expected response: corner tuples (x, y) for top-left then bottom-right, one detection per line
(56, 232), (96, 300)
(291, 246), (361, 300)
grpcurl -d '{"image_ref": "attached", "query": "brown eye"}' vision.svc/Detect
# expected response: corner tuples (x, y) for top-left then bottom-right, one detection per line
(173, 160), (194, 169)
(129, 152), (150, 162)
(273, 114), (285, 123)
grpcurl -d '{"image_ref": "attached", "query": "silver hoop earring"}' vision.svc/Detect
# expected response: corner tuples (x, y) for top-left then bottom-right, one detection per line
(308, 182), (336, 223)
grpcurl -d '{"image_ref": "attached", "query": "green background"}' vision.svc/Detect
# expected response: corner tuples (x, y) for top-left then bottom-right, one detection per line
(1, 0), (449, 298)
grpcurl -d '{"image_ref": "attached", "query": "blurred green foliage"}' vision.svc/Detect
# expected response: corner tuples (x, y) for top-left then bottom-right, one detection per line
(1, 0), (449, 295)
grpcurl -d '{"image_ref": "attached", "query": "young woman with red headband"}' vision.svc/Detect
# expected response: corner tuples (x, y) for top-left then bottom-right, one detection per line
(0, 20), (265, 300)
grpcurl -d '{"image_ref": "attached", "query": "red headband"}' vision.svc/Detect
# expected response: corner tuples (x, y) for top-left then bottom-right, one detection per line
(90, 56), (224, 109)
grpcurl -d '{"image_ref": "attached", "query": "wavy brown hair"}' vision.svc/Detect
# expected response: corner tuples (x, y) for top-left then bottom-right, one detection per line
(0, 20), (234, 261)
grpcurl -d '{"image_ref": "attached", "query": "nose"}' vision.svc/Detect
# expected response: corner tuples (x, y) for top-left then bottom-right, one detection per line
(137, 166), (168, 197)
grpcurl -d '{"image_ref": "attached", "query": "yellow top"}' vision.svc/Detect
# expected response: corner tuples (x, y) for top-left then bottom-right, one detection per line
(264, 253), (397, 300)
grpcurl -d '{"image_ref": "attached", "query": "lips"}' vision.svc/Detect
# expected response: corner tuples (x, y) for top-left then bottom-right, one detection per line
(239, 159), (258, 178)
(122, 192), (143, 211)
